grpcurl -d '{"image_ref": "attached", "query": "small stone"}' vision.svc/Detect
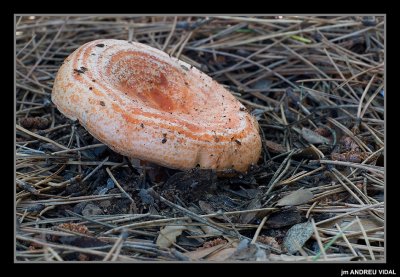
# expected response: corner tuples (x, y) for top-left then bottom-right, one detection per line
(82, 203), (103, 216)
(106, 178), (115, 189)
(73, 202), (88, 214)
(283, 222), (314, 254)
(99, 200), (111, 209)
(138, 189), (154, 205)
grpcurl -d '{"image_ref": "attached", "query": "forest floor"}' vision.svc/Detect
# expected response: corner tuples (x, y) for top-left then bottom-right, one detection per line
(15, 15), (384, 262)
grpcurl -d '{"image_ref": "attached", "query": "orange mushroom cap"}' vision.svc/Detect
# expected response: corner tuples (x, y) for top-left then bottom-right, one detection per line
(52, 39), (261, 172)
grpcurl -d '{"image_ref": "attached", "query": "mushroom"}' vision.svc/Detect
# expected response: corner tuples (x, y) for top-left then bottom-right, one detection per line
(52, 39), (261, 172)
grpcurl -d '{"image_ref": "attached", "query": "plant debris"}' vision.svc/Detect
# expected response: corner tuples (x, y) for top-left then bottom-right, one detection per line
(19, 117), (50, 130)
(16, 15), (384, 262)
(283, 221), (314, 254)
(156, 225), (186, 248)
(276, 189), (314, 206)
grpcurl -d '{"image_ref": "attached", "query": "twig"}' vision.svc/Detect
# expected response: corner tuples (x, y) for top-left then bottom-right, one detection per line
(51, 143), (105, 155)
(315, 202), (383, 226)
(106, 167), (135, 204)
(319, 160), (383, 173)
(311, 218), (327, 261)
(251, 216), (268, 244)
(16, 124), (69, 150)
(148, 189), (233, 236)
(356, 216), (375, 260)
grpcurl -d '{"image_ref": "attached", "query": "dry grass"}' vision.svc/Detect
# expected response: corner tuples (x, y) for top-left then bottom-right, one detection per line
(15, 15), (384, 262)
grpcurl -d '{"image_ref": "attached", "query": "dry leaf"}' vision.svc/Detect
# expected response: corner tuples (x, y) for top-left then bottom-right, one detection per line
(306, 90), (327, 103)
(184, 244), (226, 260)
(293, 146), (320, 160)
(156, 225), (186, 248)
(318, 215), (383, 231)
(276, 189), (314, 206)
(283, 221), (314, 254)
(265, 140), (286, 153)
(339, 216), (383, 233)
(198, 200), (214, 214)
(206, 247), (237, 261)
(228, 239), (266, 261)
(200, 225), (223, 236)
(239, 197), (261, 224)
(314, 127), (331, 137)
(301, 127), (331, 144)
